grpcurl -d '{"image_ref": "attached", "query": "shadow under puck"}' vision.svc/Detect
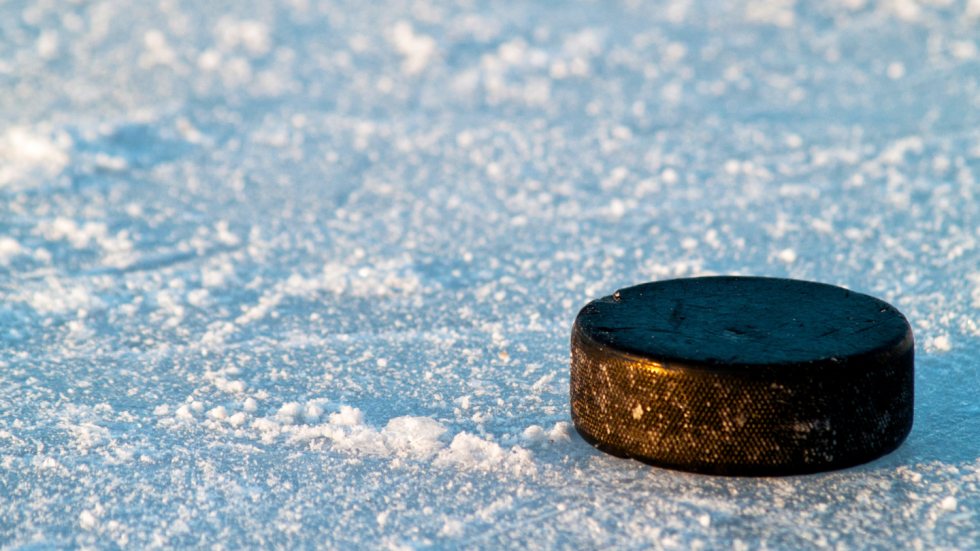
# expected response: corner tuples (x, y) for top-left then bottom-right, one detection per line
(569, 276), (914, 476)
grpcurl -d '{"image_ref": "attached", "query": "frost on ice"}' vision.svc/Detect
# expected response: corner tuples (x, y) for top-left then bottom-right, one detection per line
(2, 0), (980, 548)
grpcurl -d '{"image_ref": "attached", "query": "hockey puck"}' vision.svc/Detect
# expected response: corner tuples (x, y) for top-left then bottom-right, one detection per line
(570, 276), (914, 476)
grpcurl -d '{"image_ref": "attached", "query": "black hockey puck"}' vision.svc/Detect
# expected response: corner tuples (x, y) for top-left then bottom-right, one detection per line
(570, 276), (914, 476)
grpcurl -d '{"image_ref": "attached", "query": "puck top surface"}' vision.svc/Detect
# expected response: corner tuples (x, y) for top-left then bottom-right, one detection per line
(577, 276), (911, 369)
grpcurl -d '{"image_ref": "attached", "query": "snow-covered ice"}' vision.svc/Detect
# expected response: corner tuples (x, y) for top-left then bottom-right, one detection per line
(2, 0), (980, 548)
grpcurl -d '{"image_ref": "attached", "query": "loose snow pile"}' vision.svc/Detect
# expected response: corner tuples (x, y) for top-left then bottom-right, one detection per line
(1, 0), (980, 548)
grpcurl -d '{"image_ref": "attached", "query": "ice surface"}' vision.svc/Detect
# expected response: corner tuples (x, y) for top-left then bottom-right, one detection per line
(1, 0), (980, 548)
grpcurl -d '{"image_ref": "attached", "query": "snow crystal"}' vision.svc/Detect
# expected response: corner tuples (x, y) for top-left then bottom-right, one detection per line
(78, 511), (98, 531)
(329, 405), (365, 427)
(435, 432), (537, 475)
(522, 421), (573, 444)
(0, 127), (71, 187)
(390, 21), (436, 75)
(207, 406), (228, 420)
(382, 416), (448, 459)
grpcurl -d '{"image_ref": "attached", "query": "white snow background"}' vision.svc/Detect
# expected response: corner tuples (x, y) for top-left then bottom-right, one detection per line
(2, 0), (980, 548)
